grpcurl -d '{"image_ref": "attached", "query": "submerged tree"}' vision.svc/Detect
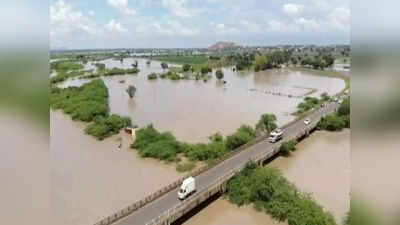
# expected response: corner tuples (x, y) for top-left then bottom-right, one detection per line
(126, 85), (137, 98)
(161, 62), (168, 69)
(255, 114), (277, 134)
(215, 69), (224, 81)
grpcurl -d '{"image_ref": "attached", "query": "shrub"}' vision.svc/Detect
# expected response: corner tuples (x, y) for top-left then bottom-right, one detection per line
(126, 85), (136, 98)
(317, 114), (346, 131)
(338, 98), (350, 116)
(226, 125), (256, 151)
(85, 115), (131, 140)
(50, 79), (109, 122)
(161, 62), (168, 69)
(215, 69), (224, 80)
(280, 140), (298, 155)
(201, 66), (212, 74)
(226, 164), (336, 225)
(182, 64), (191, 72)
(131, 125), (182, 161)
(147, 73), (158, 80)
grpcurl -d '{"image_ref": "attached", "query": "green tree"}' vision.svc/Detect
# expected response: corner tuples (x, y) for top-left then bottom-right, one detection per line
(280, 140), (298, 155)
(183, 64), (191, 72)
(126, 85), (136, 98)
(338, 98), (350, 116)
(320, 92), (330, 101)
(255, 114), (277, 134)
(215, 69), (224, 80)
(161, 62), (168, 69)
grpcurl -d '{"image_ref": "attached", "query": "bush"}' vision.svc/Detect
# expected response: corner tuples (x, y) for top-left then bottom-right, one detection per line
(201, 66), (212, 74)
(85, 115), (131, 140)
(50, 79), (109, 122)
(226, 164), (336, 225)
(215, 69), (224, 80)
(182, 64), (191, 72)
(126, 85), (136, 98)
(147, 73), (158, 80)
(338, 98), (350, 116)
(161, 62), (168, 69)
(280, 140), (298, 155)
(226, 125), (256, 151)
(131, 125), (182, 161)
(317, 114), (346, 131)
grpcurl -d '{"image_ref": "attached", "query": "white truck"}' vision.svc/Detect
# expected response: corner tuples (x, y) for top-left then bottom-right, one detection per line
(178, 176), (196, 200)
(268, 128), (284, 143)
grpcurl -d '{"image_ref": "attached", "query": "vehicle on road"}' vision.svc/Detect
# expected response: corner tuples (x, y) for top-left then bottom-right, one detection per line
(178, 176), (196, 200)
(268, 128), (283, 143)
(304, 118), (311, 125)
(333, 97), (339, 102)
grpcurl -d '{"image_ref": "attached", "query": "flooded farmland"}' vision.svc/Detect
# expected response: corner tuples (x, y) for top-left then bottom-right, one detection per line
(58, 58), (345, 142)
(51, 58), (346, 225)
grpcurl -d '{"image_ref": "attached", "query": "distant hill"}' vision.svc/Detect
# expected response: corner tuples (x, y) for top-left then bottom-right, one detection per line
(208, 41), (240, 51)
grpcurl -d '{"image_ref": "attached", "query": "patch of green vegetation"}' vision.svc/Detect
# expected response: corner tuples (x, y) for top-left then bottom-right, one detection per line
(50, 79), (109, 122)
(151, 55), (209, 65)
(131, 124), (182, 161)
(101, 67), (140, 76)
(86, 115), (131, 140)
(51, 60), (83, 72)
(50, 70), (91, 84)
(226, 163), (336, 225)
(147, 73), (158, 80)
(295, 97), (321, 115)
(226, 125), (257, 151)
(317, 98), (350, 131)
(280, 140), (298, 155)
(132, 121), (259, 164)
(176, 161), (196, 172)
(51, 79), (131, 139)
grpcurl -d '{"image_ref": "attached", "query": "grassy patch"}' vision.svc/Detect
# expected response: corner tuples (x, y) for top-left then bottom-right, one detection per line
(176, 161), (196, 172)
(226, 163), (336, 225)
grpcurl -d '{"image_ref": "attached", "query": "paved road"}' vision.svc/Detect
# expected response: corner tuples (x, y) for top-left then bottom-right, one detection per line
(115, 102), (340, 225)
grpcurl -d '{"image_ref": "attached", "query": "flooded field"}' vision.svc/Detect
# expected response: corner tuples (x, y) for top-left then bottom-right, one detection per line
(183, 130), (350, 225)
(51, 58), (346, 225)
(58, 58), (344, 142)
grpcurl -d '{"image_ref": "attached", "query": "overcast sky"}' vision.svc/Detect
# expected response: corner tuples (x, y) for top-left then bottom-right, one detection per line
(50, 0), (350, 49)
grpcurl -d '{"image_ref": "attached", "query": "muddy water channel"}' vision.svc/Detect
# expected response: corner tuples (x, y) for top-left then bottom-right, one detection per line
(52, 58), (345, 225)
(183, 130), (350, 225)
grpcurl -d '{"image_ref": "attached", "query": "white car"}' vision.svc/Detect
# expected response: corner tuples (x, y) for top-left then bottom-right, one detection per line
(268, 129), (283, 143)
(304, 118), (311, 125)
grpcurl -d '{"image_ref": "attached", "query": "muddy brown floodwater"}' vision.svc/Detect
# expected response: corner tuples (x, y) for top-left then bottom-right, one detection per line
(60, 58), (345, 143)
(51, 110), (181, 225)
(183, 130), (350, 225)
(52, 58), (345, 225)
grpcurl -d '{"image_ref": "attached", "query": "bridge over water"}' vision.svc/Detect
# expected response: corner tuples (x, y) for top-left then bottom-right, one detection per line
(95, 102), (340, 225)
